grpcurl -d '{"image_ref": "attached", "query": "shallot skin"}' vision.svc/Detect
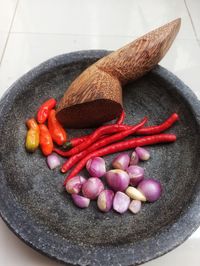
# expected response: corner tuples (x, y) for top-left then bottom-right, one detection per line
(135, 147), (150, 161)
(137, 179), (162, 202)
(130, 151), (139, 165)
(82, 177), (104, 199)
(127, 165), (144, 186)
(86, 157), (106, 177)
(112, 153), (130, 170)
(129, 200), (142, 214)
(72, 194), (90, 208)
(65, 176), (86, 194)
(97, 190), (114, 212)
(106, 169), (130, 192)
(113, 191), (130, 214)
(47, 153), (61, 169)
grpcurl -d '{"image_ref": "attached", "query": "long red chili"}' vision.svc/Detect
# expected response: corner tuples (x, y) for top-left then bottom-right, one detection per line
(37, 98), (56, 124)
(63, 134), (176, 185)
(63, 132), (114, 150)
(137, 113), (179, 135)
(59, 113), (179, 154)
(54, 124), (130, 157)
(55, 134), (98, 155)
(63, 135), (89, 150)
(61, 117), (147, 173)
(116, 111), (125, 124)
(55, 135), (108, 155)
(63, 111), (126, 149)
(60, 124), (131, 157)
(53, 147), (69, 157)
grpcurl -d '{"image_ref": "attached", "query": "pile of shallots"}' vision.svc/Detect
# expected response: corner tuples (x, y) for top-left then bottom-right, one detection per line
(65, 147), (162, 214)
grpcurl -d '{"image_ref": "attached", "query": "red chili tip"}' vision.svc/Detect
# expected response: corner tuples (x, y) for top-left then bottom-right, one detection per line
(173, 135), (177, 141)
(61, 168), (66, 173)
(173, 113), (179, 120)
(170, 134), (177, 141)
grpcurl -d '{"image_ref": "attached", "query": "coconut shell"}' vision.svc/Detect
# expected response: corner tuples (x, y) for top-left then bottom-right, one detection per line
(56, 18), (181, 128)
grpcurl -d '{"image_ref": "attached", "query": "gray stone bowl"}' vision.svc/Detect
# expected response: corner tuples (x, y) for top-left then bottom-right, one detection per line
(0, 50), (200, 266)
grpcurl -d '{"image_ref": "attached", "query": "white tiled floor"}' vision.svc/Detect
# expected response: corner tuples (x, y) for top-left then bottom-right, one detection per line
(0, 0), (18, 63)
(185, 0), (200, 39)
(161, 38), (200, 98)
(1, 35), (200, 99)
(0, 0), (200, 266)
(0, 0), (18, 31)
(11, 0), (194, 38)
(0, 33), (135, 95)
(0, 32), (7, 60)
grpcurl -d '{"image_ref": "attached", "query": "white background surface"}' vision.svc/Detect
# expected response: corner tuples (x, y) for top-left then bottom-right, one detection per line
(0, 0), (200, 265)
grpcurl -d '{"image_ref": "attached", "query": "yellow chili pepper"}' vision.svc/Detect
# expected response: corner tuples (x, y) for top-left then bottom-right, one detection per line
(25, 118), (40, 152)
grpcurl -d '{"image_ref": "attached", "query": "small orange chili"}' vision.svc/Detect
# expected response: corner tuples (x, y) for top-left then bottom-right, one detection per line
(37, 98), (56, 124)
(39, 124), (53, 156)
(25, 118), (40, 152)
(48, 109), (67, 145)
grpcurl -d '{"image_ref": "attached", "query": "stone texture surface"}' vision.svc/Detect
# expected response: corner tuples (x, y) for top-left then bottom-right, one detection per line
(0, 50), (200, 266)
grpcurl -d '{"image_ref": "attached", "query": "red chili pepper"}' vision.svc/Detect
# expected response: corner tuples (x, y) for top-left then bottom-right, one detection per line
(39, 124), (53, 156)
(60, 124), (131, 157)
(63, 134), (176, 185)
(53, 134), (105, 156)
(63, 135), (89, 150)
(116, 111), (125, 124)
(53, 147), (69, 157)
(63, 133), (113, 150)
(63, 111), (126, 149)
(48, 110), (67, 145)
(60, 135), (108, 153)
(37, 98), (56, 124)
(60, 117), (147, 173)
(137, 113), (179, 135)
(60, 113), (178, 153)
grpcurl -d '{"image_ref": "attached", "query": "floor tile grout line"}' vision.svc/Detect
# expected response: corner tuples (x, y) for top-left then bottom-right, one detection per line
(0, 0), (20, 66)
(4, 31), (140, 38)
(2, 31), (199, 42)
(184, 0), (200, 47)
